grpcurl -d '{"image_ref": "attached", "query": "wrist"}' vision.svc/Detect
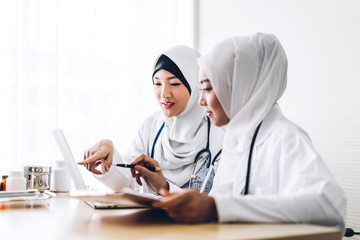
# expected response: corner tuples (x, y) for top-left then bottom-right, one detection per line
(208, 197), (218, 222)
(157, 180), (169, 193)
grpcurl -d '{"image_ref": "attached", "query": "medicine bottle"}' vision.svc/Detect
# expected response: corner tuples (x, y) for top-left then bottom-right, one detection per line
(7, 171), (26, 191)
(51, 160), (71, 192)
(1, 175), (8, 191)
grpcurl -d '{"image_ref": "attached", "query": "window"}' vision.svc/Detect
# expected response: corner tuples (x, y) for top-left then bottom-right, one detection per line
(0, 0), (195, 177)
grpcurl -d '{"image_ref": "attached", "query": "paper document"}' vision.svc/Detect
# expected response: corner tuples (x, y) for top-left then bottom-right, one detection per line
(0, 189), (39, 198)
(69, 188), (162, 208)
(0, 189), (49, 202)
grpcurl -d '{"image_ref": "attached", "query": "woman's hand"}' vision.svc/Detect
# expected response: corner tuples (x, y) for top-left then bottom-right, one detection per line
(153, 189), (218, 223)
(78, 140), (114, 175)
(131, 154), (169, 193)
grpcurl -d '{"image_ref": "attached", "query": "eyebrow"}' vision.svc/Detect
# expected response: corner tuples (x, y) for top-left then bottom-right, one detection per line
(153, 75), (178, 80)
(200, 79), (210, 84)
(167, 76), (178, 80)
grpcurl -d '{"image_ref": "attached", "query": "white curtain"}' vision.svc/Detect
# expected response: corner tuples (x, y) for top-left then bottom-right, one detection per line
(0, 0), (195, 176)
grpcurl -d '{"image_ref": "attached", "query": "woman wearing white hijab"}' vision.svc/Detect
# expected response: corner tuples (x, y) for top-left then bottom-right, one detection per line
(79, 46), (224, 193)
(154, 33), (346, 229)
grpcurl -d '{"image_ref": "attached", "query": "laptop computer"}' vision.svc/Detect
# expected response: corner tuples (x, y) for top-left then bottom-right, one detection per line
(52, 129), (157, 209)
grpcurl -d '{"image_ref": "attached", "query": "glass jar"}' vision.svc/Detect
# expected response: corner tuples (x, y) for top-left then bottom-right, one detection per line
(7, 171), (26, 191)
(0, 175), (8, 191)
(24, 166), (51, 192)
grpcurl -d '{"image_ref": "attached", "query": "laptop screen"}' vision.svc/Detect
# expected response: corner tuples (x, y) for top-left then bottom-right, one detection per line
(53, 129), (87, 190)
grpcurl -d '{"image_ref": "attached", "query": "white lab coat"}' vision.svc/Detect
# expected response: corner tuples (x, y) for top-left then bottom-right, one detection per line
(95, 111), (224, 193)
(210, 105), (346, 229)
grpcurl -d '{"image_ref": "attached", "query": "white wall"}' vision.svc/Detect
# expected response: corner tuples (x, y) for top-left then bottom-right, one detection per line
(197, 0), (360, 232)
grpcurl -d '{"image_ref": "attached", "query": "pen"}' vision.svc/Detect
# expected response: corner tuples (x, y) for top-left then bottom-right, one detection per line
(113, 164), (162, 172)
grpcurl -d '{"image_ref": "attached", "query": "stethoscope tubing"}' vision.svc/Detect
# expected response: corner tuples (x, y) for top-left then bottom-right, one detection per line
(200, 165), (214, 193)
(151, 117), (212, 168)
(151, 117), (216, 191)
(150, 118), (262, 196)
(244, 122), (262, 195)
(150, 122), (165, 159)
(199, 149), (222, 193)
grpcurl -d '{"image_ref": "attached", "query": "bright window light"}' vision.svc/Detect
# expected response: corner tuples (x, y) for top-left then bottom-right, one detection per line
(0, 0), (195, 179)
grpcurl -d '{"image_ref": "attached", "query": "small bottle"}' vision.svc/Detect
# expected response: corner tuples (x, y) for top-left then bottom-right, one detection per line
(51, 160), (71, 192)
(7, 171), (26, 191)
(1, 175), (8, 191)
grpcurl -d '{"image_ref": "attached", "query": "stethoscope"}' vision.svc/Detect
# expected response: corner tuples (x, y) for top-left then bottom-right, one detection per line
(199, 121), (262, 194)
(198, 149), (222, 192)
(150, 117), (218, 192)
(244, 121), (262, 195)
(150, 117), (262, 195)
(197, 121), (262, 194)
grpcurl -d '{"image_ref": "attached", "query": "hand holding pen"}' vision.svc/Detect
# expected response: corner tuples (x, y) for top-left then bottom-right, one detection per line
(124, 154), (169, 193)
(113, 163), (162, 172)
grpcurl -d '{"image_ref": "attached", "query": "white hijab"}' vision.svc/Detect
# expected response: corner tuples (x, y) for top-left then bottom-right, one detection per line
(197, 33), (287, 194)
(154, 46), (209, 186)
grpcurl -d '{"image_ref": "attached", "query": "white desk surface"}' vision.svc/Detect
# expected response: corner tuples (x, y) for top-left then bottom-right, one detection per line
(0, 196), (342, 240)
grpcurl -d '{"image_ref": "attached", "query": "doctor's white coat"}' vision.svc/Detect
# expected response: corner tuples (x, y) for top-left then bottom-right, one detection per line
(95, 111), (224, 193)
(210, 105), (346, 229)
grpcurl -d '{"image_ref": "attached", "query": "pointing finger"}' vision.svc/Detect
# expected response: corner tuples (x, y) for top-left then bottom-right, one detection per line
(78, 154), (101, 165)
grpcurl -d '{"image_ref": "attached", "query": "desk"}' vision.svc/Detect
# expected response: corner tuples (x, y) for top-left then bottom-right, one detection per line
(0, 197), (342, 240)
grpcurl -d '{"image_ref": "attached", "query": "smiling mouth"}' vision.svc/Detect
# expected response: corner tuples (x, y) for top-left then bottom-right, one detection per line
(163, 102), (174, 106)
(162, 101), (175, 109)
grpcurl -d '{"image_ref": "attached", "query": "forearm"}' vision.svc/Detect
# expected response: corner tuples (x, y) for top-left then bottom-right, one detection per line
(213, 188), (345, 228)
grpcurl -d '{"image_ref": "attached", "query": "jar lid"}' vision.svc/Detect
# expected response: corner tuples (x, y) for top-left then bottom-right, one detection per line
(2, 175), (8, 178)
(24, 165), (51, 173)
(9, 171), (24, 177)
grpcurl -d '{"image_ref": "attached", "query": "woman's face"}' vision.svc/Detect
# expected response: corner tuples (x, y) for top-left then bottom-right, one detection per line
(153, 69), (190, 117)
(198, 69), (230, 127)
